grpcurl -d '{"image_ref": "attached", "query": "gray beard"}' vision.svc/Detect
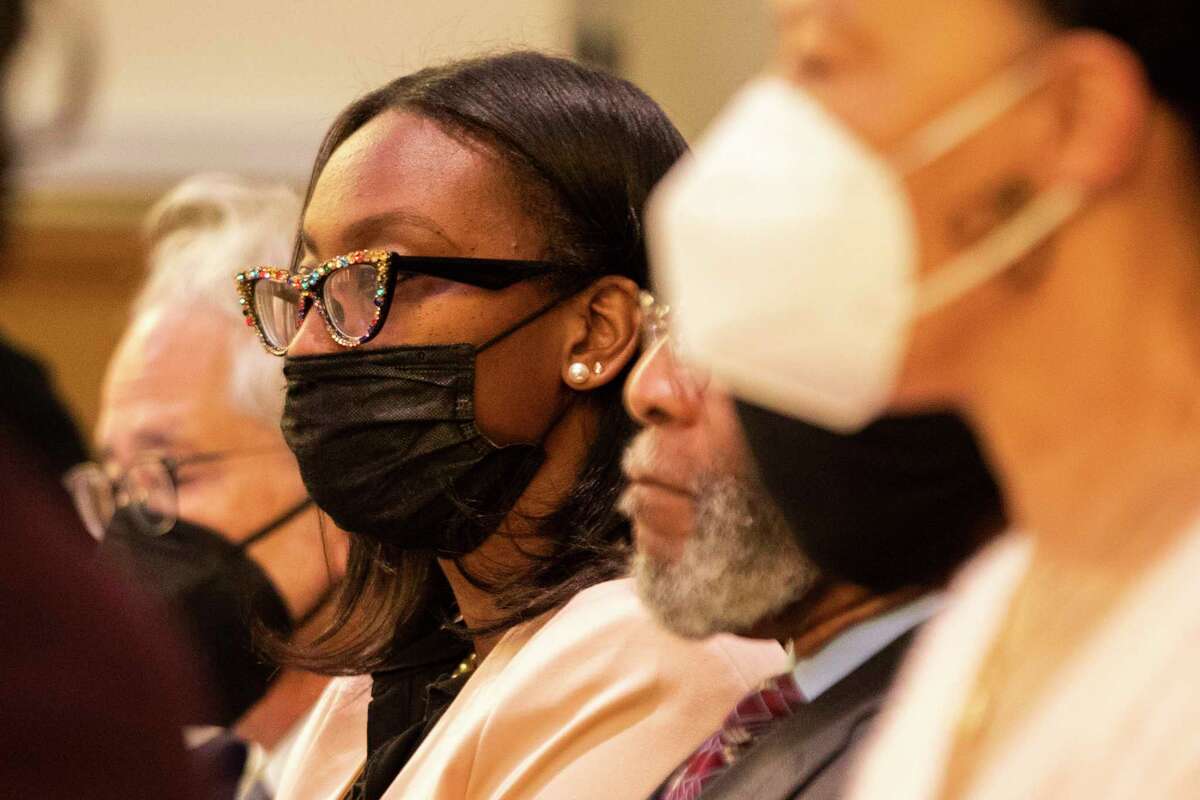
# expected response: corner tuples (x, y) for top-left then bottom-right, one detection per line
(629, 471), (821, 639)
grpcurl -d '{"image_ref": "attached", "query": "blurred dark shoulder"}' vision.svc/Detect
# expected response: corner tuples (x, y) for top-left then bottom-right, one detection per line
(0, 433), (217, 799)
(0, 335), (89, 476)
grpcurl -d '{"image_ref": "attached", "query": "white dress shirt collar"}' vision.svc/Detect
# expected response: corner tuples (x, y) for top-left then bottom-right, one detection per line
(791, 593), (943, 702)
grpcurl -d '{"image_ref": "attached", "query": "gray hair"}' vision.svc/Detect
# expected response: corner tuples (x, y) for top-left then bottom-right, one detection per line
(621, 430), (821, 639)
(133, 173), (301, 424)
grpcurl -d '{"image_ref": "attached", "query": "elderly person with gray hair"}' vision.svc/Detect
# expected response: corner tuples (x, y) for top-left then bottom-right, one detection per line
(65, 173), (349, 796)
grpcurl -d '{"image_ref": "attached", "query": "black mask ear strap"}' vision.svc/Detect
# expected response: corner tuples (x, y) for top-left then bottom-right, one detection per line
(236, 498), (315, 552)
(293, 581), (338, 630)
(475, 278), (594, 355)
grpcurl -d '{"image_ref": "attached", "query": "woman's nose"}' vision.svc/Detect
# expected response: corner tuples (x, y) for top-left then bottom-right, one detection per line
(287, 312), (337, 357)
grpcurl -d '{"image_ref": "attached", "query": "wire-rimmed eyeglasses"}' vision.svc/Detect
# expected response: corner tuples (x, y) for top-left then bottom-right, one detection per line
(64, 450), (269, 540)
(637, 290), (711, 396)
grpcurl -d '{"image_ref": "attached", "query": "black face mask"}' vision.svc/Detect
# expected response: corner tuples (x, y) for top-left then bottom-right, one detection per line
(99, 500), (311, 726)
(280, 299), (569, 557)
(735, 401), (1006, 593)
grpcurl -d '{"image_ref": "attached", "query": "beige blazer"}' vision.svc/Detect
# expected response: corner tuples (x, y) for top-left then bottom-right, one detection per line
(276, 578), (786, 800)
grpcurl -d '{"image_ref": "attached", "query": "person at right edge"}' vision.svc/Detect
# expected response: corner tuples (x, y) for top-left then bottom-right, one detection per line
(650, 0), (1200, 797)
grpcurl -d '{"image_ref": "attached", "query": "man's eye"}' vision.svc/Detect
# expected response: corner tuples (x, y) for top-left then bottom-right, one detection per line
(173, 459), (218, 487)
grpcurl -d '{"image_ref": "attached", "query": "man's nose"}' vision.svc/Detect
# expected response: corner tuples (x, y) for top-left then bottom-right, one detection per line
(624, 339), (703, 427)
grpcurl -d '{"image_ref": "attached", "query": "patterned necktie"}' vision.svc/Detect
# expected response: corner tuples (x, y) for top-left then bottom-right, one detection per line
(655, 671), (806, 800)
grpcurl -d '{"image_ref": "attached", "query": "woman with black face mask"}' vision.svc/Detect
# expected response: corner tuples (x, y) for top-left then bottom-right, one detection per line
(245, 52), (787, 800)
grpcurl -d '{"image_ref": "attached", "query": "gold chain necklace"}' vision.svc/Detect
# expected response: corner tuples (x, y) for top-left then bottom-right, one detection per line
(939, 561), (1039, 799)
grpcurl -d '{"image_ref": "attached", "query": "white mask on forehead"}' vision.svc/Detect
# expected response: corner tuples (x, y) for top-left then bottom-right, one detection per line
(647, 64), (1084, 433)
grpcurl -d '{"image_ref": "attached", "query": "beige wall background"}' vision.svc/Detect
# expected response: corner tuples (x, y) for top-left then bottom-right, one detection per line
(582, 0), (772, 141)
(4, 0), (575, 437)
(2, 0), (773, 443)
(23, 0), (575, 188)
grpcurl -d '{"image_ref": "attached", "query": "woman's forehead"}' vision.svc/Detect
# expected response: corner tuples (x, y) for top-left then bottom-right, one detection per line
(303, 110), (536, 260)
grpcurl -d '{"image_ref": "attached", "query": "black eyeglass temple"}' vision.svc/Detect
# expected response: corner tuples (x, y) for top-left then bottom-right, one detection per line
(383, 253), (564, 289)
(385, 254), (561, 271)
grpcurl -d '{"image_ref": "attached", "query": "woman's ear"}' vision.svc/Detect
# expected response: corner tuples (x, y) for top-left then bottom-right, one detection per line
(1044, 31), (1152, 190)
(558, 276), (642, 391)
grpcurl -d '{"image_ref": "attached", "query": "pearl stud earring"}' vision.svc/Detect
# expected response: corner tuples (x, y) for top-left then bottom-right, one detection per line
(568, 362), (590, 384)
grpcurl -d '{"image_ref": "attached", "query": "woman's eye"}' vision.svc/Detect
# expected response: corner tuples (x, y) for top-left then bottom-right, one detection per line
(788, 40), (850, 83)
(390, 272), (420, 294)
(388, 272), (442, 306)
(779, 16), (856, 86)
(797, 52), (835, 81)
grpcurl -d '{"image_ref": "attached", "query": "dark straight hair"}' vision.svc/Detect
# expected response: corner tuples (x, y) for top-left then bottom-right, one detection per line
(281, 51), (687, 674)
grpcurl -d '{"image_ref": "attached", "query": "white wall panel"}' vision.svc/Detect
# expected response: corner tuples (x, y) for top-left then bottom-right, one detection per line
(18, 0), (573, 189)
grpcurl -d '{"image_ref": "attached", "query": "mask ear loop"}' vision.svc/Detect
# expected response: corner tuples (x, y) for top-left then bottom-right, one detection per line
(234, 497), (315, 552)
(234, 497), (322, 631)
(890, 59), (1044, 175)
(474, 276), (596, 354)
(468, 276), (598, 462)
(292, 582), (339, 630)
(915, 185), (1085, 314)
(886, 56), (1088, 316)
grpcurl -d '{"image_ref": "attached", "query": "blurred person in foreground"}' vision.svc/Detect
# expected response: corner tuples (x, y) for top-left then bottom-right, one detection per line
(65, 174), (353, 797)
(650, 0), (1200, 796)
(0, 332), (88, 476)
(621, 293), (1003, 800)
(0, 0), (87, 478)
(0, 0), (213, 797)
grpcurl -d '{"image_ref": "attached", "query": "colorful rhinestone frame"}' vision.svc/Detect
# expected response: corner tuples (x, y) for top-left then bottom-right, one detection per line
(234, 266), (296, 355)
(235, 249), (394, 355)
(235, 249), (569, 355)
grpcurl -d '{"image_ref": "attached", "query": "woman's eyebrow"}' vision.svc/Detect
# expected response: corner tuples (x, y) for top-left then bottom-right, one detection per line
(298, 229), (318, 261)
(302, 210), (461, 262)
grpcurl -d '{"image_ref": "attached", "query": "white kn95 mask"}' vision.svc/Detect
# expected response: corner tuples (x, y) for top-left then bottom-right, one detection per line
(647, 67), (1084, 432)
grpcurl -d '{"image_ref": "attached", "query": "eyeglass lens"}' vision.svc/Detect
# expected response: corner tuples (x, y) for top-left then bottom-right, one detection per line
(638, 293), (710, 396)
(64, 458), (178, 539)
(64, 463), (115, 540)
(252, 278), (302, 351)
(123, 459), (177, 536)
(323, 264), (380, 341)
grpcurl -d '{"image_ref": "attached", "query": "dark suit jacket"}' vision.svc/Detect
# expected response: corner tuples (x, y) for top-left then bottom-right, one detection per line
(695, 630), (914, 800)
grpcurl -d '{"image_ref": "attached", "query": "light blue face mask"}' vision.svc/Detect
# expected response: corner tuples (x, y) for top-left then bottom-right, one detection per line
(648, 61), (1085, 433)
